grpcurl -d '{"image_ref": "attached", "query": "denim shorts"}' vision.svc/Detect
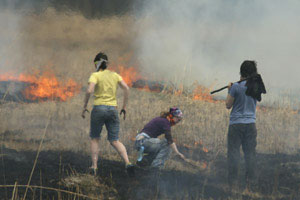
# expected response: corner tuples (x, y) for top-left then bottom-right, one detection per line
(90, 105), (120, 141)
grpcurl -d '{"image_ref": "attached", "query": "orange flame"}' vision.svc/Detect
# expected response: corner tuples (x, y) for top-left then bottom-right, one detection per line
(174, 84), (184, 96)
(202, 147), (209, 153)
(109, 57), (216, 102)
(113, 65), (140, 87)
(0, 70), (81, 102)
(194, 140), (203, 146)
(201, 162), (208, 169)
(183, 140), (209, 153)
(192, 85), (214, 102)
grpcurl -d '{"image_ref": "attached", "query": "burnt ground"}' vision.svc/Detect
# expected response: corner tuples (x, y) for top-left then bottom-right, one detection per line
(1, 146), (300, 200)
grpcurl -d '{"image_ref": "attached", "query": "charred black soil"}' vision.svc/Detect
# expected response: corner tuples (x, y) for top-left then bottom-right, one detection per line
(1, 146), (300, 200)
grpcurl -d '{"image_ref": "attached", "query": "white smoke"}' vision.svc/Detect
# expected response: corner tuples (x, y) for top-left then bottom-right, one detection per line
(0, 9), (22, 72)
(2, 1), (300, 104)
(133, 0), (300, 97)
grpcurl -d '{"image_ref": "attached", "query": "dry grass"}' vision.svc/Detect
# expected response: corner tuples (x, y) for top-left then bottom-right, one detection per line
(1, 88), (299, 160)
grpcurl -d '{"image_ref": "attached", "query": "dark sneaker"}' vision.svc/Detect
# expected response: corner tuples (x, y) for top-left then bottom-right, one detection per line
(126, 164), (135, 177)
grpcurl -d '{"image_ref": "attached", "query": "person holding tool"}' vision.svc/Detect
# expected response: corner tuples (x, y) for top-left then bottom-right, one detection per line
(135, 107), (186, 170)
(225, 60), (266, 190)
(82, 52), (135, 176)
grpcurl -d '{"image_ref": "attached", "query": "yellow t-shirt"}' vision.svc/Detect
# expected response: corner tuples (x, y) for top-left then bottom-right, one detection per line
(88, 70), (123, 106)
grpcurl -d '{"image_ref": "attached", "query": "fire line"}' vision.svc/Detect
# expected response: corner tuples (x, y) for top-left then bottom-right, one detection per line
(0, 70), (81, 102)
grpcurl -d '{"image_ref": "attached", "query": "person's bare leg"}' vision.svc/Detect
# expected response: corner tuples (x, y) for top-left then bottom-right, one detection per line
(90, 138), (100, 169)
(110, 140), (130, 165)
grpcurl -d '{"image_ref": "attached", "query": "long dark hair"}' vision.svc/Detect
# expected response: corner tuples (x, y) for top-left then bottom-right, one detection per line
(240, 60), (266, 101)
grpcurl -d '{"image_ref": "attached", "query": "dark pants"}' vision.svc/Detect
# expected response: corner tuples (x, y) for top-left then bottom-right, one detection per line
(227, 123), (257, 186)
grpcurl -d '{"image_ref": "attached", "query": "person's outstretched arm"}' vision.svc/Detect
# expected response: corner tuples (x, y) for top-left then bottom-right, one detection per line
(82, 82), (95, 118)
(170, 142), (185, 159)
(118, 80), (129, 111)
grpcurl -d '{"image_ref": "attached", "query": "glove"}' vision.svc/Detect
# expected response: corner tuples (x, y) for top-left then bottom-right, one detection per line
(81, 108), (89, 119)
(120, 109), (126, 120)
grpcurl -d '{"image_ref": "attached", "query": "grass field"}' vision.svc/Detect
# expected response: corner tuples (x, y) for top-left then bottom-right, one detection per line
(1, 88), (300, 199)
(1, 8), (300, 200)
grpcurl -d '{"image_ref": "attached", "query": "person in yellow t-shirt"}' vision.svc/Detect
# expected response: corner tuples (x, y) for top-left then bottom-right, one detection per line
(81, 52), (134, 176)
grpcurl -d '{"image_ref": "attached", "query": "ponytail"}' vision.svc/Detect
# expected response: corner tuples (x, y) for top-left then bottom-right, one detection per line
(240, 60), (266, 101)
(94, 52), (108, 71)
(160, 111), (170, 118)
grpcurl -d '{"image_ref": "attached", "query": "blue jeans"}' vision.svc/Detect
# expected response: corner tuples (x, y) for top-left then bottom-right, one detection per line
(135, 133), (171, 169)
(90, 105), (119, 141)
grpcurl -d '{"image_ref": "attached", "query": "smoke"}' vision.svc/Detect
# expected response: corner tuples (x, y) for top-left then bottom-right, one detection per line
(0, 9), (22, 72)
(2, 0), (300, 103)
(133, 0), (300, 93)
(0, 4), (136, 84)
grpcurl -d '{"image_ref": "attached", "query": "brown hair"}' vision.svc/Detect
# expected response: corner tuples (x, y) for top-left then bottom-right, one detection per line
(160, 111), (170, 118)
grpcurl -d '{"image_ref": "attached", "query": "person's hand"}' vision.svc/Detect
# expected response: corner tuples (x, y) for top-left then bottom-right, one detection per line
(228, 82), (233, 90)
(178, 153), (185, 160)
(120, 109), (126, 120)
(81, 108), (89, 119)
